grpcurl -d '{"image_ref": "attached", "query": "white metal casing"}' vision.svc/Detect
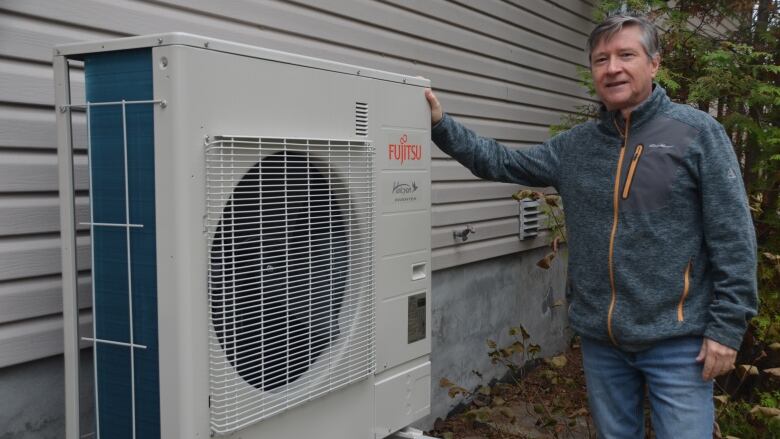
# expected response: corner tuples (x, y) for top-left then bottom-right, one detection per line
(55, 33), (432, 439)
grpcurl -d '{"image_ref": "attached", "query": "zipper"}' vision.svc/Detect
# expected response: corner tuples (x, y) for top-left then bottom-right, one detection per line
(677, 258), (693, 322)
(607, 114), (630, 345)
(621, 144), (644, 199)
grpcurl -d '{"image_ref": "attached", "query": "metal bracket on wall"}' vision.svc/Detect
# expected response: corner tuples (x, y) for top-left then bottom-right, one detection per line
(452, 224), (476, 242)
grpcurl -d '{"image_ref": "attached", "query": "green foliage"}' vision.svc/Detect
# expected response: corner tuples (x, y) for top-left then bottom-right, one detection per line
(718, 401), (763, 439)
(759, 390), (780, 409)
(718, 401), (780, 439)
(653, 66), (682, 94)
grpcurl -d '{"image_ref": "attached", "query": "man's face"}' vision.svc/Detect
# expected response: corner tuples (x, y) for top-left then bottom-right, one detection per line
(590, 25), (659, 113)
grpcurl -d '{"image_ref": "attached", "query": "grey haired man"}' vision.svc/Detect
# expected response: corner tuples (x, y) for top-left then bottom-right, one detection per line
(425, 14), (757, 438)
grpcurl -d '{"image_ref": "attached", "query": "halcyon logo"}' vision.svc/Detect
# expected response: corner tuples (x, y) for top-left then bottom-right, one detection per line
(393, 181), (419, 194)
(392, 180), (419, 203)
(388, 134), (422, 165)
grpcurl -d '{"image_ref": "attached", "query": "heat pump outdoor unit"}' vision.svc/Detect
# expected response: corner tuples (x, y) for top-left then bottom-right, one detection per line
(55, 33), (431, 439)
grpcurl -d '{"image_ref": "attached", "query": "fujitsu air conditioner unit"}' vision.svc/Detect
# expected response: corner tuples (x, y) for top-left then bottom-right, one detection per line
(55, 33), (431, 439)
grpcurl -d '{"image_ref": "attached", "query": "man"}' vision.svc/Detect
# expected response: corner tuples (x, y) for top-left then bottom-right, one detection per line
(425, 14), (757, 438)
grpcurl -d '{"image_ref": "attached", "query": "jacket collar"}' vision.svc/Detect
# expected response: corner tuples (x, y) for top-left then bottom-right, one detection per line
(598, 83), (668, 137)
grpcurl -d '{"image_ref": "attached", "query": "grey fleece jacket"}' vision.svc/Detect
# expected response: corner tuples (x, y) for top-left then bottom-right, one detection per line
(432, 84), (757, 351)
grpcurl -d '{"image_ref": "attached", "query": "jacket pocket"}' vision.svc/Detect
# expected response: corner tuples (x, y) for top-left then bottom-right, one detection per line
(622, 144), (644, 199)
(677, 258), (693, 322)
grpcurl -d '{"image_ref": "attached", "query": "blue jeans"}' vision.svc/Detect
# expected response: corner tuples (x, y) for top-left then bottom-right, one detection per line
(581, 336), (714, 439)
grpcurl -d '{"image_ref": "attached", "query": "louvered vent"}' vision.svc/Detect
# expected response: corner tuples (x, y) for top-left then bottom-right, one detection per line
(518, 199), (541, 240)
(355, 102), (368, 137)
(205, 136), (375, 434)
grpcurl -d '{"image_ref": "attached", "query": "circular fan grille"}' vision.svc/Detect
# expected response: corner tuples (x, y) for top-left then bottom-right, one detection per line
(210, 151), (347, 392)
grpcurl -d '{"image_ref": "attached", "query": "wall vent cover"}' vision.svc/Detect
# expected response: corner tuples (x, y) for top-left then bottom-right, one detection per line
(518, 199), (541, 240)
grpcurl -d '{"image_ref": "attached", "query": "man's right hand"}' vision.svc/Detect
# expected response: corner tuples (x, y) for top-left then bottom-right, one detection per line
(424, 88), (443, 126)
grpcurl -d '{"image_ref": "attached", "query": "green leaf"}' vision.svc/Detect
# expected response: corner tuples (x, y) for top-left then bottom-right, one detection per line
(760, 65), (780, 74)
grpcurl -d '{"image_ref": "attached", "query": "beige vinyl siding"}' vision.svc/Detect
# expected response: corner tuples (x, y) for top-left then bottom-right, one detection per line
(0, 0), (593, 367)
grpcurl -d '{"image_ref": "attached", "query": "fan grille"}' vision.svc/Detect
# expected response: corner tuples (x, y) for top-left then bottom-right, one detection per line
(205, 136), (375, 434)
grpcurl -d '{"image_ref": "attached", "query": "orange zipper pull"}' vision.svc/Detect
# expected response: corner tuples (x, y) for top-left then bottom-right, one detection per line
(622, 144), (644, 200)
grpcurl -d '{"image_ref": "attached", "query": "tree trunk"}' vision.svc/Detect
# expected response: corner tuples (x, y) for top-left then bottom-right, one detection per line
(743, 114), (759, 193)
(754, 0), (771, 47)
(763, 174), (780, 219)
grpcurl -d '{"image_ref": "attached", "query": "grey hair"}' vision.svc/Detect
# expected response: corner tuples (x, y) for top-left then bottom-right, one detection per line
(586, 14), (660, 63)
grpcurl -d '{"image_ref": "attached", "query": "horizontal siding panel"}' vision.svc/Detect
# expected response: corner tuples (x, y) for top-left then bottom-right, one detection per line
(432, 217), (519, 249)
(384, 0), (588, 65)
(434, 73), (592, 113)
(0, 106), (88, 150)
(440, 92), (565, 127)
(432, 199), (517, 226)
(432, 160), (479, 182)
(455, 0), (589, 47)
(0, 58), (85, 107)
(432, 181), (520, 204)
(0, 234), (90, 282)
(452, 118), (553, 143)
(0, 12), (118, 64)
(0, 274), (91, 324)
(153, 0), (588, 94)
(291, 0), (587, 74)
(432, 233), (550, 271)
(2, 0), (590, 100)
(1, 5), (593, 114)
(547, 0), (595, 21)
(0, 311), (92, 368)
(0, 150), (88, 192)
(0, 195), (90, 237)
(505, 0), (595, 34)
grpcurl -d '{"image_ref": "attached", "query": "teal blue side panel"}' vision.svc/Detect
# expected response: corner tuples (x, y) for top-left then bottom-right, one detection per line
(85, 48), (160, 439)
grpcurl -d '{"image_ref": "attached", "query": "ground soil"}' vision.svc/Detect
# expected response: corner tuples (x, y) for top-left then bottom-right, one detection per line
(426, 343), (597, 439)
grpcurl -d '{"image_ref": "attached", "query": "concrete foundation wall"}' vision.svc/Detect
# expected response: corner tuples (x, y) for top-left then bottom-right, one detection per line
(422, 245), (570, 426)
(0, 351), (93, 439)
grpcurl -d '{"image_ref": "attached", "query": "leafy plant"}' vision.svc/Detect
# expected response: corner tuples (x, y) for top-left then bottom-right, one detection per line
(759, 390), (780, 408)
(486, 325), (541, 383)
(718, 401), (765, 439)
